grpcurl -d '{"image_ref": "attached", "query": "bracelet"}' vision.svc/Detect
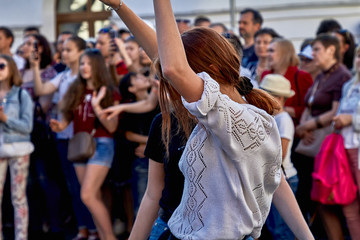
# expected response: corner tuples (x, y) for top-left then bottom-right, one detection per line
(106, 0), (123, 11)
(315, 116), (323, 129)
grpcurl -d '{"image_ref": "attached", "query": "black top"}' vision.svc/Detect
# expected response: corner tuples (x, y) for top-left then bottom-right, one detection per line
(122, 106), (160, 148)
(144, 113), (187, 221)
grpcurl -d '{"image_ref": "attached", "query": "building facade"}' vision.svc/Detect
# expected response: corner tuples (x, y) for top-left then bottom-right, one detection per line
(1, 0), (359, 52)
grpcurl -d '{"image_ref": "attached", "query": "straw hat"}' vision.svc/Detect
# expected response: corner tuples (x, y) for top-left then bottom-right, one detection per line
(260, 74), (295, 98)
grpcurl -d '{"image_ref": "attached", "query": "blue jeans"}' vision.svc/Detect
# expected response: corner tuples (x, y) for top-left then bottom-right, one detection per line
(266, 175), (299, 240)
(150, 217), (169, 240)
(56, 139), (96, 230)
(131, 157), (149, 215)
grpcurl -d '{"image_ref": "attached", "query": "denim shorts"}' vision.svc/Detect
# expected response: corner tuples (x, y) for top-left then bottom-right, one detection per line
(74, 137), (114, 168)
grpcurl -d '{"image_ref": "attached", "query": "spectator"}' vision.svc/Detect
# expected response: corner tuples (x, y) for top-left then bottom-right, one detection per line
(194, 16), (211, 27)
(295, 34), (351, 238)
(261, 38), (313, 126)
(247, 28), (281, 81)
(209, 22), (228, 34)
(23, 26), (40, 38)
(298, 44), (321, 81)
(23, 33), (65, 239)
(333, 29), (355, 70)
(239, 8), (263, 67)
(118, 72), (159, 215)
(53, 31), (73, 73)
(50, 48), (120, 240)
(333, 44), (360, 240)
(0, 54), (34, 240)
(260, 74), (298, 240)
(96, 27), (132, 85)
(31, 36), (98, 240)
(316, 19), (342, 36)
(118, 28), (131, 41)
(0, 27), (26, 71)
(175, 19), (191, 34)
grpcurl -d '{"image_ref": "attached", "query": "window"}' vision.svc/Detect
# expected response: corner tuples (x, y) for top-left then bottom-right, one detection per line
(56, 0), (111, 39)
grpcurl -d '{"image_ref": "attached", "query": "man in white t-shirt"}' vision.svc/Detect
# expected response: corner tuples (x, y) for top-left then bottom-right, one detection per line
(0, 26), (25, 71)
(260, 74), (299, 240)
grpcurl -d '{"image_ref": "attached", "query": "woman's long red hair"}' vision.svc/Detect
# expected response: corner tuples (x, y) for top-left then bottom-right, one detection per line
(157, 28), (279, 151)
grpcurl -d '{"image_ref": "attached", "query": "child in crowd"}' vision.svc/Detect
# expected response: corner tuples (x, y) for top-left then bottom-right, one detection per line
(0, 55), (34, 240)
(260, 74), (299, 240)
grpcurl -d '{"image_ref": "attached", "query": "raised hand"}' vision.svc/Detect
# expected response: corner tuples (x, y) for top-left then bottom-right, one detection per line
(101, 104), (125, 120)
(91, 86), (107, 109)
(98, 0), (120, 8)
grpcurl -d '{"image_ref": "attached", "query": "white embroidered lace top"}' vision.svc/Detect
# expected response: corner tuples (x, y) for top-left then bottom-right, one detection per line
(168, 72), (282, 240)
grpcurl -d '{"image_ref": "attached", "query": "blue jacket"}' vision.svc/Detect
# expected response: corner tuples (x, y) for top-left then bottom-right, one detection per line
(0, 86), (33, 143)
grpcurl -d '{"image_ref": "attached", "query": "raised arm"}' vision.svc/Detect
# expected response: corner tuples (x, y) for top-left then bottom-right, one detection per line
(30, 50), (57, 96)
(99, 0), (158, 61)
(153, 0), (203, 102)
(102, 87), (158, 120)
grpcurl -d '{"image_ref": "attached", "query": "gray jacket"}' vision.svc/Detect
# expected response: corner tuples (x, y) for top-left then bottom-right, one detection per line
(0, 86), (33, 143)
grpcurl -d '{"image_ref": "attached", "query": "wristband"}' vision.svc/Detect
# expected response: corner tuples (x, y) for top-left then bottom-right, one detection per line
(315, 116), (323, 129)
(106, 0), (123, 11)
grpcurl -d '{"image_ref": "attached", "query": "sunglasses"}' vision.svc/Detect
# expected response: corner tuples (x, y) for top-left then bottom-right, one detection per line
(176, 19), (190, 24)
(0, 63), (7, 70)
(98, 27), (112, 34)
(300, 57), (312, 63)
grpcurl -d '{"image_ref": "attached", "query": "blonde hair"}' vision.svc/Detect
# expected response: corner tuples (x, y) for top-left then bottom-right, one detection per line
(272, 38), (300, 69)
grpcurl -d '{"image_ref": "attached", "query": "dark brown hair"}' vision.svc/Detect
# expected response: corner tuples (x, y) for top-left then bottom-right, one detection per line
(61, 49), (116, 121)
(312, 33), (341, 62)
(0, 54), (22, 87)
(157, 27), (279, 150)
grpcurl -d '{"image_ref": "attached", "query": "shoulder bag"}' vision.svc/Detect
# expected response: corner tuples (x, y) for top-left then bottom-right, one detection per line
(67, 129), (96, 163)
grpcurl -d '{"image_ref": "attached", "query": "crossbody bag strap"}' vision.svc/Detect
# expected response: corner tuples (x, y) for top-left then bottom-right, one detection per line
(294, 70), (301, 104)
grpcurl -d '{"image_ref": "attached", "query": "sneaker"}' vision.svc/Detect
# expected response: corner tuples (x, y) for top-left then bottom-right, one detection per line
(72, 233), (88, 240)
(88, 233), (100, 240)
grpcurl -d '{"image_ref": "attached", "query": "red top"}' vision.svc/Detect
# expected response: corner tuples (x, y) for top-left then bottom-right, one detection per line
(73, 88), (121, 138)
(261, 66), (313, 125)
(116, 61), (129, 75)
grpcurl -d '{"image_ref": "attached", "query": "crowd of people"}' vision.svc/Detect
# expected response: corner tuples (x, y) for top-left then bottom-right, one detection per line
(0, 0), (359, 239)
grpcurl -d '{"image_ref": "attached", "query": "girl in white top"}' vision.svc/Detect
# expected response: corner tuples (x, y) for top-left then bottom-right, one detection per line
(99, 0), (314, 239)
(31, 36), (86, 139)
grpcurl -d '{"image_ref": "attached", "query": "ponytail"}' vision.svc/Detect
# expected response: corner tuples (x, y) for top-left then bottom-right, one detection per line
(238, 76), (280, 115)
(245, 88), (280, 115)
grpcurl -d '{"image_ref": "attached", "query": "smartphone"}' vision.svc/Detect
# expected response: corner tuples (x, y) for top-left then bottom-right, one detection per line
(109, 29), (118, 39)
(33, 40), (39, 60)
(109, 29), (119, 53)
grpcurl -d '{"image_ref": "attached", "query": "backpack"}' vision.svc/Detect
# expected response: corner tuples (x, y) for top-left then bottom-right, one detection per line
(311, 133), (358, 205)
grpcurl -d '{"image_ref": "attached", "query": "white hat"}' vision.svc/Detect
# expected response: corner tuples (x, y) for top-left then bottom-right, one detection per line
(260, 74), (295, 98)
(298, 45), (313, 60)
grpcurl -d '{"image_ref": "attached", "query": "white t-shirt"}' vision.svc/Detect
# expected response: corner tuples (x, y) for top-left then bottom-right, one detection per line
(168, 72), (282, 239)
(13, 54), (25, 72)
(50, 69), (77, 139)
(274, 111), (297, 178)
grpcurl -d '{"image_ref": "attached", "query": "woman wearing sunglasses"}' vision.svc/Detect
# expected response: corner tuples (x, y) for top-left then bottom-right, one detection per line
(0, 55), (34, 240)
